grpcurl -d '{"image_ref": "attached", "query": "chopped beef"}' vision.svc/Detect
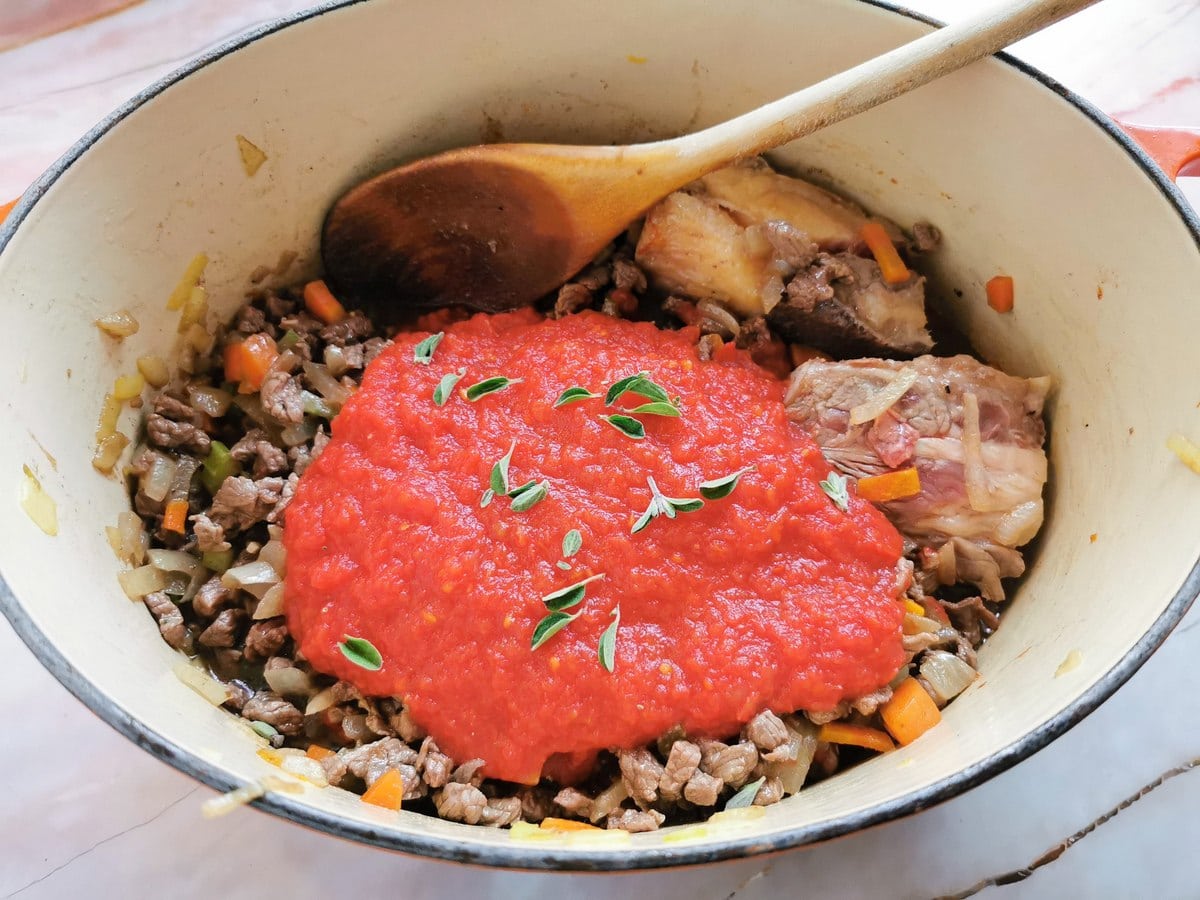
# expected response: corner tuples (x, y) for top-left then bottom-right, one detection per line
(607, 808), (665, 832)
(699, 740), (758, 788)
(279, 310), (323, 335)
(553, 787), (594, 818)
(267, 473), (299, 524)
(553, 282), (594, 318)
(683, 770), (723, 806)
(192, 576), (232, 618)
(264, 293), (295, 319)
(754, 777), (784, 806)
(146, 414), (211, 454)
(422, 748), (454, 788)
(436, 782), (487, 825)
(209, 476), (284, 531)
(658, 740), (701, 801)
(230, 429), (288, 477)
(908, 221), (942, 254)
(198, 608), (246, 648)
(144, 591), (191, 652)
(618, 748), (664, 805)
(479, 797), (522, 827)
(259, 370), (303, 424)
(320, 311), (374, 346)
(190, 514), (230, 554)
(451, 758), (486, 787)
(518, 787), (557, 823)
(341, 738), (419, 786)
(851, 686), (893, 717)
(941, 595), (1001, 646)
(611, 258), (647, 293)
(244, 617), (288, 661)
(743, 711), (788, 752)
(235, 305), (269, 335)
(241, 690), (303, 735)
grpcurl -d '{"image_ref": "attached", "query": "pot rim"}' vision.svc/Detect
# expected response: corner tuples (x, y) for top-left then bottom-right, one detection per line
(2, 0), (1198, 871)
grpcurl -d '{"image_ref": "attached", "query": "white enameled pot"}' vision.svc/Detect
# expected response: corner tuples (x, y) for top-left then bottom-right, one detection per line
(1, 0), (1198, 870)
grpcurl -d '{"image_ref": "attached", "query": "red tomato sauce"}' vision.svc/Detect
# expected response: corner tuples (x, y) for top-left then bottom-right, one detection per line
(284, 310), (905, 784)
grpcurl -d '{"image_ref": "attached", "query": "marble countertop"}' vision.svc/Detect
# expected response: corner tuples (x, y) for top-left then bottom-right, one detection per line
(1, 2), (1198, 897)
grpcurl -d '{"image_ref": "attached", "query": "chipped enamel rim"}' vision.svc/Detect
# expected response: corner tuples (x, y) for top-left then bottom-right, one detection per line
(1, 0), (1198, 871)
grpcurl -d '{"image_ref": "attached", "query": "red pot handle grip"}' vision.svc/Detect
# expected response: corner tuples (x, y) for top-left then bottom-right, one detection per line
(1117, 123), (1200, 181)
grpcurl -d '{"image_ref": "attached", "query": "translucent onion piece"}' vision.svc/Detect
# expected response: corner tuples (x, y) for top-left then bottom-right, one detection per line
(148, 548), (204, 578)
(188, 384), (233, 417)
(305, 685), (338, 716)
(92, 432), (130, 473)
(919, 650), (978, 705)
(696, 299), (741, 339)
(173, 661), (230, 705)
(849, 368), (918, 426)
(280, 419), (318, 447)
(302, 361), (350, 405)
(264, 665), (314, 698)
(221, 561), (280, 599)
(141, 454), (177, 503)
(962, 392), (1009, 512)
(258, 540), (287, 577)
(117, 564), (167, 600)
(253, 583), (286, 620)
(112, 373), (146, 402)
(762, 715), (818, 795)
(95, 393), (122, 444)
(280, 755), (328, 788)
(95, 309), (140, 338)
(137, 355), (170, 388)
(19, 465), (58, 536)
(902, 612), (942, 636)
(587, 779), (630, 823)
(166, 456), (200, 504)
(116, 511), (148, 566)
(323, 345), (349, 377)
(994, 499), (1044, 547)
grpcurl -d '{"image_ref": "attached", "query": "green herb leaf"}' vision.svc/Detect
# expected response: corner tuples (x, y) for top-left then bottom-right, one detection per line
(562, 528), (583, 558)
(556, 560), (572, 571)
(510, 479), (549, 512)
(699, 466), (756, 500)
(555, 386), (600, 407)
(602, 414), (646, 440)
(301, 390), (335, 419)
(507, 479), (538, 498)
(629, 401), (681, 418)
(542, 573), (605, 612)
(413, 332), (444, 365)
(724, 776), (765, 810)
(625, 375), (671, 404)
(605, 372), (649, 406)
(491, 441), (516, 495)
(249, 720), (278, 739)
(531, 611), (579, 651)
(666, 497), (704, 513)
(465, 375), (522, 401)
(433, 369), (465, 406)
(338, 635), (382, 671)
(630, 508), (655, 534)
(819, 471), (850, 512)
(598, 606), (620, 672)
(480, 488), (495, 508)
(631, 477), (704, 533)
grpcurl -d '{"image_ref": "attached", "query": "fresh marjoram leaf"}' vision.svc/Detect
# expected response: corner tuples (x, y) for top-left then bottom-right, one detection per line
(724, 776), (765, 810)
(555, 386), (600, 407)
(413, 332), (444, 365)
(819, 471), (851, 512)
(530, 610), (579, 651)
(598, 606), (620, 672)
(338, 635), (383, 671)
(699, 466), (756, 500)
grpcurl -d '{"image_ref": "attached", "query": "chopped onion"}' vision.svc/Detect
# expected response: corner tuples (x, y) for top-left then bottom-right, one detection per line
(962, 392), (1009, 512)
(95, 309), (140, 338)
(258, 540), (287, 576)
(302, 361), (350, 405)
(281, 419), (318, 447)
(902, 612), (941, 636)
(280, 754), (329, 787)
(221, 560), (280, 599)
(166, 456), (200, 504)
(849, 368), (918, 426)
(587, 779), (630, 823)
(92, 432), (129, 474)
(305, 685), (339, 716)
(112, 373), (146, 402)
(919, 650), (978, 705)
(188, 385), (233, 417)
(762, 715), (818, 795)
(117, 511), (148, 566)
(323, 345), (349, 377)
(265, 665), (314, 698)
(173, 661), (230, 705)
(19, 465), (58, 536)
(148, 549), (204, 578)
(141, 454), (177, 503)
(118, 565), (167, 600)
(137, 355), (170, 388)
(253, 583), (286, 620)
(95, 393), (122, 444)
(697, 300), (740, 339)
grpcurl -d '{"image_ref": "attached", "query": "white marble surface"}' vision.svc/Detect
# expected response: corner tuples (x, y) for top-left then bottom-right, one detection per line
(2, 1), (1199, 897)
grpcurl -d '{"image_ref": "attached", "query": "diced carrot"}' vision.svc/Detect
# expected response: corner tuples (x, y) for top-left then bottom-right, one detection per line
(303, 279), (347, 325)
(0, 198), (17, 222)
(817, 722), (895, 754)
(856, 467), (921, 503)
(539, 817), (603, 832)
(860, 221), (910, 285)
(257, 747), (284, 767)
(361, 768), (405, 811)
(986, 275), (1014, 313)
(903, 598), (925, 616)
(306, 744), (336, 761)
(880, 677), (942, 746)
(162, 499), (189, 534)
(224, 333), (279, 393)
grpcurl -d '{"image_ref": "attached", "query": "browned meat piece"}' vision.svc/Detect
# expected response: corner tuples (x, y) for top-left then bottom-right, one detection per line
(209, 476), (284, 531)
(436, 782), (487, 825)
(480, 797), (522, 827)
(190, 514), (230, 554)
(341, 738), (419, 786)
(452, 758), (486, 786)
(146, 414), (210, 454)
(337, 343), (366, 370)
(265, 293), (294, 319)
(754, 777), (785, 807)
(553, 787), (593, 818)
(697, 333), (723, 361)
(553, 282), (594, 318)
(320, 311), (374, 346)
(319, 752), (350, 787)
(699, 740), (758, 788)
(805, 705), (849, 726)
(908, 221), (942, 254)
(192, 575), (232, 618)
(618, 748), (664, 804)
(735, 316), (792, 378)
(235, 305), (269, 335)
(143, 591), (191, 652)
(230, 429), (288, 478)
(422, 748), (454, 788)
(241, 690), (303, 735)
(787, 355), (1050, 600)
(280, 310), (323, 335)
(658, 740), (701, 801)
(600, 288), (638, 318)
(683, 770), (723, 806)
(850, 686), (893, 717)
(244, 617), (288, 661)
(612, 258), (647, 293)
(517, 786), (556, 823)
(268, 473), (299, 524)
(361, 337), (390, 366)
(398, 765), (427, 799)
(607, 808), (665, 832)
(199, 608), (246, 648)
(941, 595), (1001, 646)
(259, 370), (303, 424)
(743, 711), (788, 753)
(770, 252), (932, 358)
(223, 680), (253, 712)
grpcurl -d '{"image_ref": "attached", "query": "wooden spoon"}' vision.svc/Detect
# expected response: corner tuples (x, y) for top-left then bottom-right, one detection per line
(322, 0), (1099, 318)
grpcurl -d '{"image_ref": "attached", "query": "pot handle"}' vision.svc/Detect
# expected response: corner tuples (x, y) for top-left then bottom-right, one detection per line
(1117, 123), (1200, 181)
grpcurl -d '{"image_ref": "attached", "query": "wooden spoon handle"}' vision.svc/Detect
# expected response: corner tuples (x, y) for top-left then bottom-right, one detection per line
(665, 0), (1102, 171)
